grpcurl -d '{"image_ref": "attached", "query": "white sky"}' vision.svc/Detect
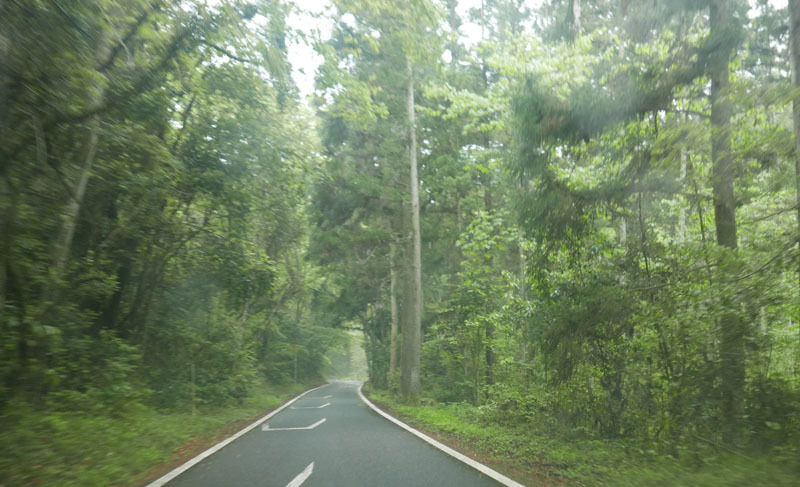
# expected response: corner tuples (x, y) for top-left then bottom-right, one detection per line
(287, 1), (332, 98)
(287, 0), (790, 99)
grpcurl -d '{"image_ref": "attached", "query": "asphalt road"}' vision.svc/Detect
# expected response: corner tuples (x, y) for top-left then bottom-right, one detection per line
(163, 380), (505, 487)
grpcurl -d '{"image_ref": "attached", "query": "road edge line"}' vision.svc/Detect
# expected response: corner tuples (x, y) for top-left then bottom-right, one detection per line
(144, 383), (328, 487)
(357, 383), (526, 487)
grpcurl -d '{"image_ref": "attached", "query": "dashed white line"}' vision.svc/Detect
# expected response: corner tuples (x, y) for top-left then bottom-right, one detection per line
(308, 394), (332, 399)
(144, 384), (327, 487)
(262, 417), (327, 431)
(290, 402), (330, 409)
(285, 462), (314, 487)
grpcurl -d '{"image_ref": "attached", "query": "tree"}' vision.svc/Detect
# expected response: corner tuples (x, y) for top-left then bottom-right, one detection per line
(311, 0), (441, 401)
(709, 0), (745, 442)
(0, 0), (331, 414)
(402, 58), (424, 400)
(790, 0), (800, 287)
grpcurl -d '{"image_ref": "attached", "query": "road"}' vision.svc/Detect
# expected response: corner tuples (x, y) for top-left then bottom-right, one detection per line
(161, 381), (507, 487)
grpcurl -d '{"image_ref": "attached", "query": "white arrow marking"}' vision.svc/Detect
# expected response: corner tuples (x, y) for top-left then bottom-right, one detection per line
(290, 402), (330, 409)
(262, 418), (326, 431)
(285, 462), (314, 487)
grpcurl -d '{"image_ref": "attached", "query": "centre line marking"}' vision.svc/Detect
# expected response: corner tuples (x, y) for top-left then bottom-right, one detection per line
(285, 462), (314, 487)
(262, 418), (326, 431)
(290, 402), (330, 409)
(308, 394), (332, 399)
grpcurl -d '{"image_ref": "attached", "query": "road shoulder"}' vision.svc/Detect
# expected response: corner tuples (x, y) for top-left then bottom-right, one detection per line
(359, 385), (534, 487)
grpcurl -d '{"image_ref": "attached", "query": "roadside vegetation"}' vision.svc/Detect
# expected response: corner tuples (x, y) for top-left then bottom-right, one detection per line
(0, 382), (315, 487)
(367, 389), (799, 486)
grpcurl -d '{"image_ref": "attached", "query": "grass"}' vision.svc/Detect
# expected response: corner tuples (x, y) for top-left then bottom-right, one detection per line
(0, 381), (318, 487)
(364, 388), (800, 487)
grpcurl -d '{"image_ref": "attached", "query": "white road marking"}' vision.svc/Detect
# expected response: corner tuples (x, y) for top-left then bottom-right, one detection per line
(290, 402), (330, 409)
(144, 384), (328, 487)
(308, 394), (332, 399)
(262, 418), (326, 431)
(357, 384), (526, 487)
(285, 462), (314, 487)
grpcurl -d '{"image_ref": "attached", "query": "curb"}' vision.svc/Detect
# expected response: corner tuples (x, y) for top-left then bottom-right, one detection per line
(144, 383), (328, 487)
(357, 384), (526, 487)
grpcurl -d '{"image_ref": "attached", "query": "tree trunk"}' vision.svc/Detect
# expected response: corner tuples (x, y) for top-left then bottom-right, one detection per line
(517, 229), (529, 376)
(709, 0), (744, 443)
(389, 241), (400, 373)
(445, 0), (461, 61)
(0, 25), (9, 329)
(50, 122), (99, 271)
(43, 38), (110, 307)
(679, 116), (688, 242)
(567, 0), (581, 41)
(789, 0), (800, 383)
(617, 217), (627, 243)
(485, 324), (495, 387)
(710, 21), (738, 251)
(790, 0), (800, 288)
(401, 58), (422, 402)
(0, 179), (14, 330)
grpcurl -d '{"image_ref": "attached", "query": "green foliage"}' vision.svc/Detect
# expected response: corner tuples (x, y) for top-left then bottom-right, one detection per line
(1, 0), (334, 444)
(0, 382), (314, 487)
(4, 0), (800, 481)
(368, 388), (800, 487)
(48, 331), (150, 416)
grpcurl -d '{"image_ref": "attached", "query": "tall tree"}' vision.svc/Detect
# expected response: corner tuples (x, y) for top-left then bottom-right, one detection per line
(402, 59), (423, 400)
(790, 0), (800, 287)
(709, 0), (744, 442)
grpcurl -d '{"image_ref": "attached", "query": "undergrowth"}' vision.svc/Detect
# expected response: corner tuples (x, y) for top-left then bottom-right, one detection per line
(0, 381), (314, 487)
(365, 387), (800, 487)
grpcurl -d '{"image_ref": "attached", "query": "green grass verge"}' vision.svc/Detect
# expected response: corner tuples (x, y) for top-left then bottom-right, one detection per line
(365, 388), (800, 487)
(0, 382), (318, 487)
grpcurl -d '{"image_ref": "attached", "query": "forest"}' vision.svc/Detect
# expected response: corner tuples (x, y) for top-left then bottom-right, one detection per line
(1, 0), (799, 485)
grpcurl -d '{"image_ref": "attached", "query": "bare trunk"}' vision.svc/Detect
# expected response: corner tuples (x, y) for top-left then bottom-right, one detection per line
(0, 25), (11, 328)
(43, 39), (109, 306)
(617, 217), (627, 244)
(51, 122), (99, 273)
(517, 229), (529, 369)
(710, 0), (743, 443)
(445, 0), (460, 61)
(401, 59), (422, 402)
(485, 325), (495, 387)
(789, 0), (800, 380)
(710, 2), (737, 251)
(567, 0), (581, 41)
(679, 117), (688, 241)
(518, 230), (527, 301)
(790, 0), (800, 289)
(389, 241), (400, 373)
(0, 240), (5, 328)
(0, 178), (13, 329)
(237, 298), (251, 349)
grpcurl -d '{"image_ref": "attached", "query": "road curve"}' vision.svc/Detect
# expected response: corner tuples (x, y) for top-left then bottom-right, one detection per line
(158, 380), (508, 487)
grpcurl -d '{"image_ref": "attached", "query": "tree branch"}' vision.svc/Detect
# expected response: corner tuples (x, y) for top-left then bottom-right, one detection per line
(202, 40), (252, 64)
